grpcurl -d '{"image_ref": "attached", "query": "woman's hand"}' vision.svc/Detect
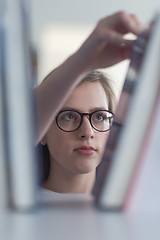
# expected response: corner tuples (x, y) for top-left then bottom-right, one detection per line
(77, 11), (145, 71)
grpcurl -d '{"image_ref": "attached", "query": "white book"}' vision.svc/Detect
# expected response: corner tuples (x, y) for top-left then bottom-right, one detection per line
(3, 0), (37, 210)
(125, 90), (160, 214)
(94, 13), (160, 210)
(0, 15), (8, 209)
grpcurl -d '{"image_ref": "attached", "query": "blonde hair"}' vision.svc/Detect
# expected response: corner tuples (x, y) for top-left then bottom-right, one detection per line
(79, 70), (117, 112)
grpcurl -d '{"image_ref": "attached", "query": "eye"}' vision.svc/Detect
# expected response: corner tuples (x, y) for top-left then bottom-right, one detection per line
(93, 112), (108, 122)
(59, 111), (80, 122)
(62, 112), (75, 121)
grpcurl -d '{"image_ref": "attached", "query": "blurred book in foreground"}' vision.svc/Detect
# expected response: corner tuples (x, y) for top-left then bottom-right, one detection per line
(0, 8), (8, 209)
(93, 13), (160, 212)
(125, 89), (160, 214)
(3, 0), (37, 210)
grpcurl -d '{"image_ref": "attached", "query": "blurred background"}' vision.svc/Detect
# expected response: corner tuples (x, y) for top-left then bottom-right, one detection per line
(30, 0), (160, 95)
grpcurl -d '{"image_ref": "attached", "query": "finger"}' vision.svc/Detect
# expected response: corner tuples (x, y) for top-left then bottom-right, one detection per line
(101, 11), (145, 35)
(101, 28), (135, 46)
(129, 13), (147, 33)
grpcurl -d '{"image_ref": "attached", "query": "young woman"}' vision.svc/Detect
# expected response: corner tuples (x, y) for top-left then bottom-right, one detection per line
(35, 11), (145, 195)
(40, 71), (116, 194)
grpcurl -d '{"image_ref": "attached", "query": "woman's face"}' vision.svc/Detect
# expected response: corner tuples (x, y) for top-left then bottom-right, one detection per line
(44, 81), (110, 175)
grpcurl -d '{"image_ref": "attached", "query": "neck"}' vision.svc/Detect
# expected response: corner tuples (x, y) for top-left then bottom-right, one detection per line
(42, 159), (96, 194)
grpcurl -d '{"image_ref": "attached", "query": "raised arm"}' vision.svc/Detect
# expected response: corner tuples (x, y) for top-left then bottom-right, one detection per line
(35, 11), (145, 145)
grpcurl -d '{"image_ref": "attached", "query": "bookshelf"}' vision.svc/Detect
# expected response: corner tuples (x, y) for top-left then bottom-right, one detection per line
(0, 198), (160, 240)
(0, 1), (160, 239)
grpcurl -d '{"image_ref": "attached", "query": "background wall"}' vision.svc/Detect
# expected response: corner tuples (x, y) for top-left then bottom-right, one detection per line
(30, 0), (160, 95)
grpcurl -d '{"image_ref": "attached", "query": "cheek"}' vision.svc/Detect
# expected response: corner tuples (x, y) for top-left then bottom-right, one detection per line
(46, 127), (70, 159)
(98, 132), (110, 152)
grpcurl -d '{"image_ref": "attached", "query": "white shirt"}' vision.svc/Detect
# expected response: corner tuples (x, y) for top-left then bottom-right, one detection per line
(38, 187), (94, 205)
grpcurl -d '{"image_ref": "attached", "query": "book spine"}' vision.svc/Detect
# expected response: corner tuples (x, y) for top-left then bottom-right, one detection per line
(0, 8), (8, 210)
(125, 89), (160, 213)
(3, 0), (37, 210)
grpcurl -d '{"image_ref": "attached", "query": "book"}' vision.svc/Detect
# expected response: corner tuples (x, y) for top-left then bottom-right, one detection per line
(93, 13), (160, 210)
(125, 89), (160, 214)
(3, 0), (37, 210)
(0, 12), (8, 209)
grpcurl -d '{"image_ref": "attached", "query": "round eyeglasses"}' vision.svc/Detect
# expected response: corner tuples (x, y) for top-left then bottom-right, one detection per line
(56, 109), (114, 132)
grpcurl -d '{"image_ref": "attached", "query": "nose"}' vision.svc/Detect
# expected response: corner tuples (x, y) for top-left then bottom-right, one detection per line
(77, 116), (95, 139)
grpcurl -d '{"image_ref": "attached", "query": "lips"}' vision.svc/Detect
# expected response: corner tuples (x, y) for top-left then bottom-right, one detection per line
(74, 146), (96, 155)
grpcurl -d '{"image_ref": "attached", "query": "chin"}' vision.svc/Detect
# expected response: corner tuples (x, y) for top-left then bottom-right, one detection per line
(73, 163), (98, 174)
(70, 156), (101, 174)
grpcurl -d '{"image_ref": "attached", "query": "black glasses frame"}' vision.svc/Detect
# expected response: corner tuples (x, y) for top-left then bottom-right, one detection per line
(56, 109), (114, 132)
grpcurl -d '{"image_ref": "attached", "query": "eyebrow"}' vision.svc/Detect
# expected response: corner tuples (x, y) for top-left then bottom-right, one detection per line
(60, 107), (109, 112)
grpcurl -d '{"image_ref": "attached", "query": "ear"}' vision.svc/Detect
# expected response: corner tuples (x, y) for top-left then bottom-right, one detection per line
(41, 136), (47, 146)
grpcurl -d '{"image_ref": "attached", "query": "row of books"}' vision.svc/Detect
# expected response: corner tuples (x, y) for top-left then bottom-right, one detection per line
(93, 13), (160, 214)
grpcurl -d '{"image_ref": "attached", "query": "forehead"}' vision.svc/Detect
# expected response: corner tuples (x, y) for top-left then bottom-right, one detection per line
(62, 82), (108, 111)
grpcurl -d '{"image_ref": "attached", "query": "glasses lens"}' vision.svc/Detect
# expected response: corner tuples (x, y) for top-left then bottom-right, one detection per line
(91, 110), (113, 131)
(57, 110), (81, 132)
